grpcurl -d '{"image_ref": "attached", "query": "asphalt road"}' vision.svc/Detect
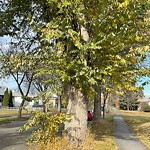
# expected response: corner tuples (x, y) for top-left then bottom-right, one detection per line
(114, 112), (147, 150)
(0, 121), (30, 150)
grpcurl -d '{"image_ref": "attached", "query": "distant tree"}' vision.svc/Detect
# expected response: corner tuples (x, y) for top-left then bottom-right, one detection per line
(8, 90), (13, 107)
(119, 90), (142, 110)
(2, 88), (9, 107)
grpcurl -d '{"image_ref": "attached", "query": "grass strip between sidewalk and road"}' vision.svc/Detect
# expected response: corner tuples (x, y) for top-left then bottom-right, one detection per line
(119, 110), (150, 150)
(0, 117), (28, 125)
(84, 112), (117, 150)
(37, 112), (117, 150)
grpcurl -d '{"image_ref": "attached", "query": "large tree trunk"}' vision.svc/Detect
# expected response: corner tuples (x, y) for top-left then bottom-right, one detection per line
(64, 85), (88, 145)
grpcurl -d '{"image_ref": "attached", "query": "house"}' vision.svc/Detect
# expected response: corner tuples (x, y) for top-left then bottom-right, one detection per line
(0, 86), (5, 107)
(12, 90), (36, 107)
(137, 98), (150, 111)
(0, 86), (59, 110)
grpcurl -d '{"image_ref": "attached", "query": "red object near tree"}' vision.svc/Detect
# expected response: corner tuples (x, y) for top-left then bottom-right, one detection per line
(87, 111), (93, 121)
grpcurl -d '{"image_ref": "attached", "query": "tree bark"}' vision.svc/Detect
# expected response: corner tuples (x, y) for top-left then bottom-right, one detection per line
(64, 85), (88, 145)
(18, 99), (25, 118)
(43, 102), (46, 113)
(93, 93), (101, 120)
(102, 92), (108, 119)
(57, 95), (61, 112)
(93, 85), (101, 120)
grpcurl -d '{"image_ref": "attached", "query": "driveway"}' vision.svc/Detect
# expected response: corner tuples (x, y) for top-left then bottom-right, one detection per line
(0, 121), (30, 150)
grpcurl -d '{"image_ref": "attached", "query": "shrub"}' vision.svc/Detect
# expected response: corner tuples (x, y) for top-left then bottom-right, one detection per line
(142, 105), (150, 112)
(9, 90), (13, 107)
(2, 88), (9, 107)
(20, 112), (68, 145)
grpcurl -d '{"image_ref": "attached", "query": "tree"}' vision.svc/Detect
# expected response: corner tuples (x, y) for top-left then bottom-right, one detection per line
(9, 90), (13, 107)
(0, 47), (35, 117)
(0, 0), (150, 145)
(119, 88), (143, 110)
(2, 88), (9, 107)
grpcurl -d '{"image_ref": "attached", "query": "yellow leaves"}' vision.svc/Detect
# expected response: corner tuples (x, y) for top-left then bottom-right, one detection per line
(22, 112), (68, 145)
(41, 26), (62, 42)
(117, 0), (130, 8)
(9, 57), (22, 69)
(124, 84), (139, 91)
(68, 29), (82, 49)
(61, 0), (71, 7)
(135, 36), (143, 42)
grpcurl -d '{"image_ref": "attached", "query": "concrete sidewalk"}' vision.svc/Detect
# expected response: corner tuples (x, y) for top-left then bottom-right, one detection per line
(114, 112), (147, 150)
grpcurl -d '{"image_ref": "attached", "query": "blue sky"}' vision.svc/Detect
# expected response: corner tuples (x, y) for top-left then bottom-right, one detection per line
(0, 77), (18, 90)
(144, 84), (150, 97)
(140, 78), (150, 98)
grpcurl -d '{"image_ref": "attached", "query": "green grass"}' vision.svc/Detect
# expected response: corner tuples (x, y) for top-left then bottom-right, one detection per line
(0, 117), (28, 124)
(119, 110), (150, 150)
(0, 108), (29, 124)
(0, 108), (27, 115)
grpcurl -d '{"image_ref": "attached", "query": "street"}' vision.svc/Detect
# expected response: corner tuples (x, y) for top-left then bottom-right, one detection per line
(0, 121), (30, 150)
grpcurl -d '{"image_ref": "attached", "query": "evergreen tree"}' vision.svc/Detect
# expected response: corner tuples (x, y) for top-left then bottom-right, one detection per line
(9, 90), (13, 107)
(2, 88), (9, 107)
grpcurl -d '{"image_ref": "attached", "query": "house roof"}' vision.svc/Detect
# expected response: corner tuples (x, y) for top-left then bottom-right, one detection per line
(12, 91), (36, 97)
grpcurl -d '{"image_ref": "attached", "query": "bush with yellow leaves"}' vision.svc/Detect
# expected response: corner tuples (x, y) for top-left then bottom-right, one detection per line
(20, 111), (67, 146)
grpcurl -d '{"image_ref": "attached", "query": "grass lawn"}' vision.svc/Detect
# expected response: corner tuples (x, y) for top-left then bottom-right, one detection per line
(0, 108), (29, 124)
(119, 110), (150, 150)
(0, 108), (27, 115)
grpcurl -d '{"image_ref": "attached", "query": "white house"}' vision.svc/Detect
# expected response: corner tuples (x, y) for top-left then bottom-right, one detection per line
(0, 86), (59, 110)
(12, 91), (36, 107)
(0, 86), (5, 107)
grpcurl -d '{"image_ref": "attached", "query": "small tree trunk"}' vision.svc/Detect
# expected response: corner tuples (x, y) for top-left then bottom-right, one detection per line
(102, 97), (107, 119)
(93, 94), (101, 120)
(127, 101), (130, 111)
(102, 106), (105, 119)
(65, 85), (88, 145)
(57, 95), (61, 112)
(43, 102), (46, 113)
(18, 99), (25, 118)
(93, 85), (101, 121)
